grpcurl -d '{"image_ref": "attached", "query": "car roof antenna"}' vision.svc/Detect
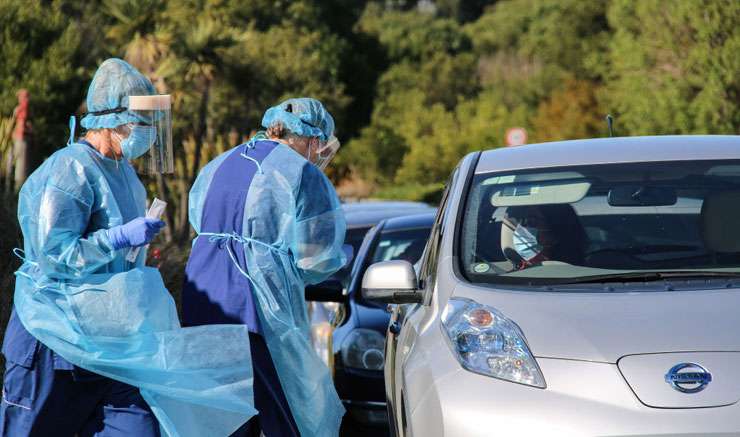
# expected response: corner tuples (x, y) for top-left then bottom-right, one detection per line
(605, 114), (615, 137)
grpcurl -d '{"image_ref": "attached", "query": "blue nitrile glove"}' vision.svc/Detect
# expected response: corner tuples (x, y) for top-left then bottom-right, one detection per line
(106, 217), (166, 250)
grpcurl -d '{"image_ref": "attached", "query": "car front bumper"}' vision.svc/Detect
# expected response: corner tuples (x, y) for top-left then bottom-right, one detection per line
(342, 399), (389, 426)
(406, 357), (740, 437)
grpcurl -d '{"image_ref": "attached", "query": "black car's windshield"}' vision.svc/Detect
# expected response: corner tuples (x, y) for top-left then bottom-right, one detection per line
(460, 160), (740, 285)
(333, 226), (372, 287)
(371, 227), (431, 265)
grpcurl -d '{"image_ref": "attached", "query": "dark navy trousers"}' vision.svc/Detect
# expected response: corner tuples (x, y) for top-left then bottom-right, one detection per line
(228, 333), (300, 437)
(1, 312), (159, 437)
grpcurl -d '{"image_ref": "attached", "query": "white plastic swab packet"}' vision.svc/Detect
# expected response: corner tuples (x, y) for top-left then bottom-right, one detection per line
(126, 198), (167, 263)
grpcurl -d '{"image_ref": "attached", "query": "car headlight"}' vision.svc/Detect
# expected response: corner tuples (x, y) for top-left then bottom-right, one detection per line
(311, 321), (333, 367)
(308, 302), (335, 369)
(441, 298), (546, 388)
(341, 328), (385, 371)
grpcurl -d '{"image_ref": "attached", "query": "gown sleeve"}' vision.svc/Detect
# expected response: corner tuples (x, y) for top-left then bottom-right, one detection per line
(24, 156), (117, 280)
(291, 163), (347, 285)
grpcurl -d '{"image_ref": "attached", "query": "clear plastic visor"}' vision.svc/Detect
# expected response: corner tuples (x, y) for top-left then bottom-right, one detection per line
(313, 135), (340, 171)
(128, 95), (173, 174)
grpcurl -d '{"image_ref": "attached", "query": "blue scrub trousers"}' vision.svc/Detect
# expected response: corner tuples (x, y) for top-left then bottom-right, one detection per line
(1, 329), (159, 437)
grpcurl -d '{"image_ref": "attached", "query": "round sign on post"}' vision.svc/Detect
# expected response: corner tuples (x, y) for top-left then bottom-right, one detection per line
(505, 127), (527, 146)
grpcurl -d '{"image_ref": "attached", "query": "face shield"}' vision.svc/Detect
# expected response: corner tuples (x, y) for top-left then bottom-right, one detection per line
(511, 223), (543, 261)
(312, 135), (340, 171)
(127, 95), (174, 174)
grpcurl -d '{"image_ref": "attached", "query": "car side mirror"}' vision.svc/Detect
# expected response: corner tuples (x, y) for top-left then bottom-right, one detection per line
(361, 260), (422, 304)
(305, 279), (345, 302)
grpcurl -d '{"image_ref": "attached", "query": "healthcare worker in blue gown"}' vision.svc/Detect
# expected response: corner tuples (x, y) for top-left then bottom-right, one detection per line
(183, 98), (347, 437)
(0, 59), (165, 436)
(2, 58), (258, 437)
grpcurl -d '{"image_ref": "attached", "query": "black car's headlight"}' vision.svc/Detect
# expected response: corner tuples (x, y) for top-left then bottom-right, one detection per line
(341, 328), (385, 371)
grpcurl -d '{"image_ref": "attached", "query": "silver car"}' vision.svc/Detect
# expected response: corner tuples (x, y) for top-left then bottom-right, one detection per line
(363, 136), (740, 436)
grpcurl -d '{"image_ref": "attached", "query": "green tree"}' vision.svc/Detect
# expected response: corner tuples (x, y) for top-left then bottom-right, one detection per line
(532, 79), (605, 142)
(357, 3), (470, 62)
(343, 5), (477, 187)
(0, 0), (102, 163)
(602, 0), (740, 134)
(465, 0), (609, 79)
(435, 0), (497, 23)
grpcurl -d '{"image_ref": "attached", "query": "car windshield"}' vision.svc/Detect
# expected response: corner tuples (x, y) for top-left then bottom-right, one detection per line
(371, 227), (431, 265)
(460, 159), (740, 285)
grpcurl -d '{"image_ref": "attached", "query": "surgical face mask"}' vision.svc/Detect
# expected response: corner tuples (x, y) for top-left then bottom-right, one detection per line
(512, 224), (543, 261)
(119, 125), (155, 161)
(128, 94), (174, 174)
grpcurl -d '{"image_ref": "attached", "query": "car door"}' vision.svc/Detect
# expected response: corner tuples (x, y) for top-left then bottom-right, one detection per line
(385, 169), (459, 436)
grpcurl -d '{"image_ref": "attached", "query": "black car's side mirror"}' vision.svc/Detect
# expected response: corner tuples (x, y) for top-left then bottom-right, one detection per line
(361, 260), (423, 304)
(305, 279), (346, 302)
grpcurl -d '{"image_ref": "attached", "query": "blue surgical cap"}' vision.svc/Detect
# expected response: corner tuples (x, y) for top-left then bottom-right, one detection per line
(261, 98), (335, 141)
(80, 58), (156, 130)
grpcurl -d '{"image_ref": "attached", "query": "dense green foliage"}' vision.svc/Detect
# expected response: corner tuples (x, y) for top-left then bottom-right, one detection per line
(341, 0), (739, 194)
(1, 0), (738, 212)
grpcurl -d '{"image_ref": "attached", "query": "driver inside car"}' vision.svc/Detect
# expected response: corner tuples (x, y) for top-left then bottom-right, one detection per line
(500, 204), (588, 271)
(501, 206), (557, 270)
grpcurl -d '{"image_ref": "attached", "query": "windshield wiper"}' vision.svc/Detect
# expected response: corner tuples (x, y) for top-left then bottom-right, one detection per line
(563, 271), (740, 284)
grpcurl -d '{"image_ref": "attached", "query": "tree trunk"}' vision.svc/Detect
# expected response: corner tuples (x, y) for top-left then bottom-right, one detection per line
(178, 79), (211, 240)
(4, 143), (14, 195)
(13, 138), (28, 193)
(190, 79), (211, 183)
(177, 175), (189, 241)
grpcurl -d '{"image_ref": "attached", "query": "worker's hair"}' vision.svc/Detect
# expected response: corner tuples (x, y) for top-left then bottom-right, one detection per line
(266, 122), (310, 144)
(266, 122), (288, 139)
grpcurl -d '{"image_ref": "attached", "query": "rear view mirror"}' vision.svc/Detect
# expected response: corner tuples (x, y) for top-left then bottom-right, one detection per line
(361, 260), (422, 304)
(608, 186), (677, 207)
(305, 279), (345, 302)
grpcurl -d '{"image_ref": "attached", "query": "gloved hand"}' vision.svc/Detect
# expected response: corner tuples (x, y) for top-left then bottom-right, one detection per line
(107, 217), (166, 250)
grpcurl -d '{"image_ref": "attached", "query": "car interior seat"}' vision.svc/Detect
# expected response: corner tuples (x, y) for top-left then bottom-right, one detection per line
(700, 191), (740, 260)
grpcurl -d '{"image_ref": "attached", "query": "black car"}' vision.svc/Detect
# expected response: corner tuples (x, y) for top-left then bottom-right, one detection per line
(341, 201), (434, 264)
(305, 203), (435, 435)
(333, 213), (435, 436)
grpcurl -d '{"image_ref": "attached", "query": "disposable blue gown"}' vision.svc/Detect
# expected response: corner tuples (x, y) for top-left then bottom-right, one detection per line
(188, 139), (347, 436)
(12, 140), (256, 437)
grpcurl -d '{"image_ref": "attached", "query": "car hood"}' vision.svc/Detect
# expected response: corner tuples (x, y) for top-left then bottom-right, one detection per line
(453, 283), (740, 363)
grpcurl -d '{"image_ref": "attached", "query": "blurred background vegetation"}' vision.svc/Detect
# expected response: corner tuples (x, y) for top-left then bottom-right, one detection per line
(0, 0), (738, 307)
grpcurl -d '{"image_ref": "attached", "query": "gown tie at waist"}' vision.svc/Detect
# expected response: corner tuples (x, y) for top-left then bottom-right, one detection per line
(197, 232), (287, 312)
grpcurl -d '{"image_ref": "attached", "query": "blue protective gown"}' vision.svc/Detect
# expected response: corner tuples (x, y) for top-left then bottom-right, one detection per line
(182, 140), (273, 332)
(185, 139), (347, 437)
(9, 139), (257, 437)
(1, 140), (160, 437)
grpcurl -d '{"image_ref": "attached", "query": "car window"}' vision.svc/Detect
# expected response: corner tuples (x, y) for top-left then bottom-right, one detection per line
(459, 159), (740, 286)
(420, 168), (459, 285)
(370, 228), (432, 265)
